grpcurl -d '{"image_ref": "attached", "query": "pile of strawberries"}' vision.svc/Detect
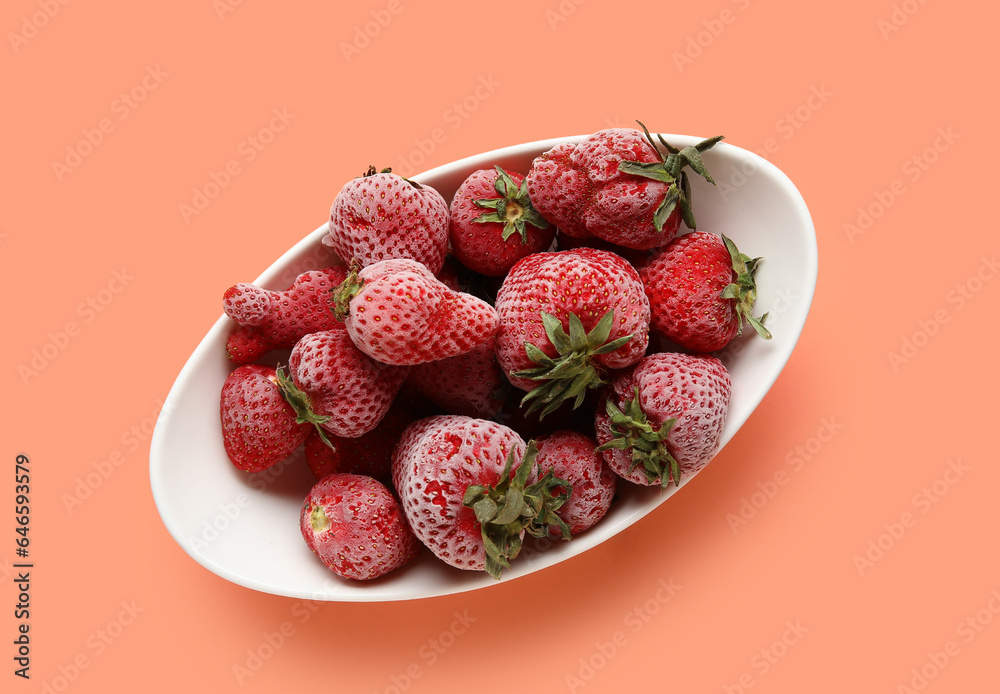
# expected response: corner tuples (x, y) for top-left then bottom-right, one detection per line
(218, 123), (770, 582)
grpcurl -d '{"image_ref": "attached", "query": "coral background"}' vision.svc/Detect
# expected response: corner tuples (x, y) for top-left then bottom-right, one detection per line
(2, 1), (997, 692)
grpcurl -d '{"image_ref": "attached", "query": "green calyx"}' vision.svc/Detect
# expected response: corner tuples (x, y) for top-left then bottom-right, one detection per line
(331, 260), (363, 322)
(462, 441), (572, 580)
(275, 365), (335, 449)
(617, 120), (724, 233)
(512, 309), (633, 419)
(719, 234), (772, 341)
(472, 165), (550, 243)
(595, 387), (680, 489)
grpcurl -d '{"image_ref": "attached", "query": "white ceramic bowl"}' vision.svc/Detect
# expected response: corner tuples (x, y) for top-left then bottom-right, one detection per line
(149, 134), (817, 601)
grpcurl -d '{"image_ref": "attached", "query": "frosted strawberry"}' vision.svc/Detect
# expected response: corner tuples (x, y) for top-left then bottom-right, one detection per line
(534, 430), (615, 536)
(323, 166), (449, 274)
(392, 416), (570, 578)
(300, 473), (420, 581)
(595, 352), (731, 488)
(303, 400), (418, 485)
(223, 267), (347, 364)
(406, 336), (507, 419)
(280, 329), (407, 439)
(334, 258), (498, 366)
(526, 123), (723, 250)
(639, 231), (771, 352)
(494, 248), (650, 416)
(449, 166), (554, 276)
(220, 364), (311, 472)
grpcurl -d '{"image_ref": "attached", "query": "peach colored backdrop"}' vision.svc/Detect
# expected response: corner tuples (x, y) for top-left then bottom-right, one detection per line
(3, 1), (997, 692)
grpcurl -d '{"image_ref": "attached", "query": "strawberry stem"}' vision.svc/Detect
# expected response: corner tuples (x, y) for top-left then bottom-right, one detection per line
(331, 260), (363, 322)
(720, 234), (772, 340)
(462, 441), (572, 579)
(512, 310), (633, 419)
(275, 365), (335, 448)
(596, 387), (681, 489)
(472, 166), (550, 243)
(618, 121), (724, 232)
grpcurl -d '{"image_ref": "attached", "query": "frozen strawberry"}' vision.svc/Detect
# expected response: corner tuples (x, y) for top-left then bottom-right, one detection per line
(333, 258), (498, 366)
(392, 416), (569, 578)
(534, 430), (616, 536)
(300, 473), (420, 581)
(303, 400), (418, 485)
(595, 352), (731, 488)
(526, 123), (723, 250)
(406, 335), (507, 419)
(639, 231), (771, 352)
(220, 364), (311, 472)
(449, 166), (554, 276)
(494, 248), (650, 416)
(223, 267), (347, 364)
(280, 329), (407, 439)
(323, 166), (450, 274)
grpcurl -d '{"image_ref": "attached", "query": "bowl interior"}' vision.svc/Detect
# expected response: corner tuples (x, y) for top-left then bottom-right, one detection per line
(149, 135), (817, 602)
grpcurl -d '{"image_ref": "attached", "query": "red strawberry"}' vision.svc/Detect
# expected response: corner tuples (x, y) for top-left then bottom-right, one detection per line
(595, 352), (731, 488)
(526, 123), (723, 250)
(280, 329), (407, 439)
(639, 231), (771, 352)
(300, 473), (420, 581)
(392, 415), (569, 578)
(334, 258), (498, 366)
(220, 364), (311, 472)
(494, 248), (650, 416)
(303, 400), (418, 485)
(449, 166), (554, 277)
(323, 166), (449, 274)
(534, 430), (616, 536)
(406, 335), (506, 419)
(223, 266), (347, 364)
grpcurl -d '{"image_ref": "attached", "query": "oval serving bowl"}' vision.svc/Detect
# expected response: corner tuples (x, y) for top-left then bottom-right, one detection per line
(149, 134), (817, 602)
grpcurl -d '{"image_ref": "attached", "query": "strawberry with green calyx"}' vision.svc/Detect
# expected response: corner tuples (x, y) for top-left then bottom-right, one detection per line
(596, 387), (681, 489)
(595, 352), (731, 488)
(449, 166), (554, 277)
(462, 440), (572, 579)
(617, 122), (724, 234)
(513, 310), (633, 418)
(533, 430), (616, 536)
(639, 231), (770, 352)
(281, 329), (407, 439)
(495, 248), (651, 414)
(526, 123), (723, 250)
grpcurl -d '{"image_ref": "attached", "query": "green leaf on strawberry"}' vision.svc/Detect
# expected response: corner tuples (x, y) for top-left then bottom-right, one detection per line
(513, 309), (633, 418)
(720, 234), (772, 341)
(472, 165), (550, 243)
(595, 387), (681, 489)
